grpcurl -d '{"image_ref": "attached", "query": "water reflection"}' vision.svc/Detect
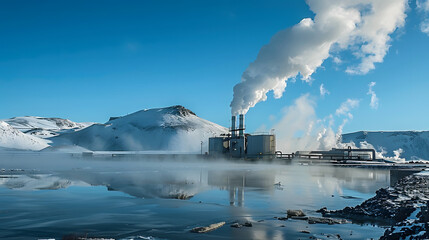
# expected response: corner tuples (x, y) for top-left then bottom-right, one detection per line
(207, 170), (276, 206)
(0, 159), (393, 206)
(0, 154), (393, 239)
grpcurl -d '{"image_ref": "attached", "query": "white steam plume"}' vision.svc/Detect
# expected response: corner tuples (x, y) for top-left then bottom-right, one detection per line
(273, 95), (407, 163)
(367, 81), (379, 109)
(417, 0), (429, 35)
(360, 141), (405, 162)
(274, 95), (358, 153)
(230, 0), (407, 115)
(273, 94), (320, 152)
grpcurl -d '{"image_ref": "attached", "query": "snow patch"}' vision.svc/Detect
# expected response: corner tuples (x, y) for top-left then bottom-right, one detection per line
(0, 121), (50, 151)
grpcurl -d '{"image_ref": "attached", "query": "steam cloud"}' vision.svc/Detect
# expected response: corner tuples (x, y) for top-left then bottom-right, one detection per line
(274, 95), (357, 153)
(230, 0), (407, 115)
(274, 94), (406, 162)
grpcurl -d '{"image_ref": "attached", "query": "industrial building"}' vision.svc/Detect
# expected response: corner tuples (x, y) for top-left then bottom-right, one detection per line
(208, 114), (276, 158)
(291, 147), (377, 162)
(209, 114), (379, 162)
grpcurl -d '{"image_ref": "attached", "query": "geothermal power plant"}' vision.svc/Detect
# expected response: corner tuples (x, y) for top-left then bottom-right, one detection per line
(209, 114), (276, 158)
(208, 114), (378, 161)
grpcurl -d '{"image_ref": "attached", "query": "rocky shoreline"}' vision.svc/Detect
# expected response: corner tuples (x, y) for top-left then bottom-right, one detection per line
(320, 172), (429, 239)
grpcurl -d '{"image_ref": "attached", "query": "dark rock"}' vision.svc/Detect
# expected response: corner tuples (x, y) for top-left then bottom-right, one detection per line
(316, 207), (327, 214)
(287, 209), (306, 217)
(340, 195), (361, 199)
(244, 221), (253, 227)
(230, 222), (242, 228)
(307, 217), (349, 225)
(322, 174), (429, 240)
(290, 216), (308, 220)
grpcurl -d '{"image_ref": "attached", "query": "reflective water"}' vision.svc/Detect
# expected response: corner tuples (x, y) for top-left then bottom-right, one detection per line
(0, 153), (391, 239)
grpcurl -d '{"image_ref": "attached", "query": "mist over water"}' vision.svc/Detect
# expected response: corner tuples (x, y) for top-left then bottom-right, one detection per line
(0, 152), (390, 239)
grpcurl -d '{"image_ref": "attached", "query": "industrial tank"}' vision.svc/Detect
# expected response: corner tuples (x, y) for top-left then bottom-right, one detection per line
(246, 134), (276, 157)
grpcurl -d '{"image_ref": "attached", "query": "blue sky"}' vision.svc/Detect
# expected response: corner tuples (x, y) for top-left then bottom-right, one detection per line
(1, 0), (428, 133)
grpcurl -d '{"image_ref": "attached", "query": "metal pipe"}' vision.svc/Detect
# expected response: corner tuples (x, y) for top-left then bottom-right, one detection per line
(231, 116), (236, 137)
(311, 148), (377, 161)
(239, 114), (245, 137)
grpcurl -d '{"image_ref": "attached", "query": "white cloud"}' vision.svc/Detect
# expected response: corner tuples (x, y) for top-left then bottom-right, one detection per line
(230, 0), (407, 115)
(335, 99), (360, 117)
(332, 56), (342, 64)
(319, 83), (330, 97)
(421, 21), (429, 34)
(417, 0), (429, 35)
(367, 81), (379, 109)
(417, 0), (429, 11)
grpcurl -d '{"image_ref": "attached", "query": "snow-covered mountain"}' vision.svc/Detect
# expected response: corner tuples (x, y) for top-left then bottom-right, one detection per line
(342, 131), (429, 160)
(50, 105), (228, 152)
(2, 116), (93, 138)
(0, 121), (50, 150)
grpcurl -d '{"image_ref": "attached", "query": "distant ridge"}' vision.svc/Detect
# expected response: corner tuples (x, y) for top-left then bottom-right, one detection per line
(342, 131), (429, 160)
(2, 116), (93, 138)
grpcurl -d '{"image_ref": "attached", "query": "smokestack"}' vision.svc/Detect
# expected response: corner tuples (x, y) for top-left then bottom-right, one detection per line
(231, 115), (236, 137)
(239, 114), (245, 137)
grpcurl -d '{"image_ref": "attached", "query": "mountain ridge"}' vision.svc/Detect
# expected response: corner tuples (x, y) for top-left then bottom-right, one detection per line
(342, 130), (429, 160)
(49, 105), (228, 152)
(2, 116), (93, 138)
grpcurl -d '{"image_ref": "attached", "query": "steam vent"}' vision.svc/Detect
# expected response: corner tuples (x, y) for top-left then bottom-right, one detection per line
(208, 114), (276, 158)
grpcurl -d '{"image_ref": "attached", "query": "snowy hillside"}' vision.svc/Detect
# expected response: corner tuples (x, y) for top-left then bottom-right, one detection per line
(0, 121), (50, 151)
(2, 116), (93, 138)
(51, 105), (228, 152)
(342, 131), (429, 160)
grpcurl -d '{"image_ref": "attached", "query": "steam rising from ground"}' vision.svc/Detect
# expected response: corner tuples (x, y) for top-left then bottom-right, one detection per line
(359, 141), (405, 162)
(274, 94), (350, 153)
(230, 0), (407, 115)
(274, 94), (405, 162)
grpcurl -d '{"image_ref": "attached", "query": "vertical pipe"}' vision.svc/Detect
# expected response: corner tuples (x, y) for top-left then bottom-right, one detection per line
(231, 116), (236, 137)
(239, 114), (245, 137)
